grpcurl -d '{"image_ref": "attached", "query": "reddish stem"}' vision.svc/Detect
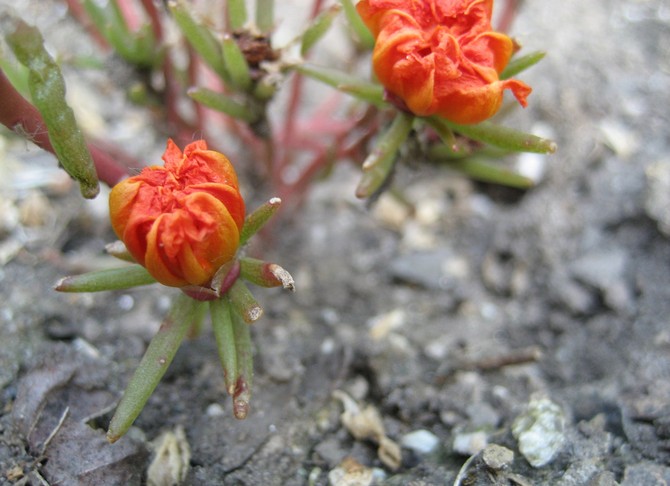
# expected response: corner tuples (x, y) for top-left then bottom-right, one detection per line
(140, 0), (164, 40)
(0, 70), (137, 187)
(64, 0), (110, 50)
(497, 0), (520, 34)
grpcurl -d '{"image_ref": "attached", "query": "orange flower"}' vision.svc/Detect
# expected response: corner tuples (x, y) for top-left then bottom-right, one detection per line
(109, 139), (245, 287)
(357, 0), (532, 124)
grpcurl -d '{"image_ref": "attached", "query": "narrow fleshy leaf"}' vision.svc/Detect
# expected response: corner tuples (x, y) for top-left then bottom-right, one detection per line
(431, 117), (557, 154)
(295, 63), (384, 106)
(105, 241), (136, 263)
(301, 5), (342, 56)
(340, 0), (374, 49)
(168, 0), (227, 80)
(107, 294), (202, 443)
(82, 0), (157, 67)
(231, 306), (253, 419)
(239, 197), (281, 246)
(356, 112), (414, 198)
(210, 298), (238, 395)
(187, 87), (257, 122)
(443, 158), (534, 189)
(221, 34), (252, 91)
(228, 280), (263, 323)
(240, 257), (295, 291)
(4, 15), (99, 198)
(54, 265), (157, 292)
(227, 0), (248, 31)
(500, 51), (546, 80)
(187, 298), (208, 338)
(255, 0), (274, 33)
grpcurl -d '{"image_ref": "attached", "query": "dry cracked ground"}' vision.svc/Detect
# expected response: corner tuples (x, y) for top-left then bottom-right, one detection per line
(1, 0), (670, 485)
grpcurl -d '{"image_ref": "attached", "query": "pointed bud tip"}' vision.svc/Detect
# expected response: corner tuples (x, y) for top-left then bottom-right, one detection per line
(233, 399), (249, 419)
(268, 197), (281, 206)
(268, 264), (295, 291)
(53, 277), (68, 292)
(246, 305), (263, 323)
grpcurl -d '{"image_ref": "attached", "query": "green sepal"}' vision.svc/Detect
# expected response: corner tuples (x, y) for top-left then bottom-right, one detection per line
(356, 112), (414, 198)
(301, 5), (342, 57)
(430, 117), (557, 155)
(187, 87), (258, 123)
(500, 51), (546, 80)
(107, 294), (203, 443)
(239, 197), (282, 246)
(54, 265), (157, 292)
(295, 63), (385, 107)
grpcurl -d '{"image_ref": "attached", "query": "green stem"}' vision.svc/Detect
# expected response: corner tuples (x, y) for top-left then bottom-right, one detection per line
(107, 294), (201, 443)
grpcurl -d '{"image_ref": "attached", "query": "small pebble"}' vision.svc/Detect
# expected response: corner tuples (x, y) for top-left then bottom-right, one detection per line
(512, 395), (566, 468)
(452, 430), (488, 456)
(482, 444), (514, 470)
(400, 429), (440, 455)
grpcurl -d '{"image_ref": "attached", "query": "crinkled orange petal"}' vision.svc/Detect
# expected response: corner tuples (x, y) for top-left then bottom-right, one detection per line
(357, 0), (532, 124)
(109, 139), (245, 288)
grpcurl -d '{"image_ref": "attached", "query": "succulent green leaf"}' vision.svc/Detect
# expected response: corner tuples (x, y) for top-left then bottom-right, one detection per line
(168, 0), (228, 80)
(231, 305), (253, 419)
(356, 112), (414, 198)
(187, 87), (257, 122)
(301, 5), (342, 57)
(227, 0), (248, 31)
(443, 158), (534, 189)
(431, 117), (557, 155)
(228, 280), (263, 324)
(54, 265), (157, 292)
(210, 298), (238, 395)
(255, 0), (274, 33)
(107, 294), (202, 443)
(239, 197), (282, 246)
(340, 0), (374, 49)
(500, 51), (546, 80)
(4, 15), (99, 198)
(221, 35), (252, 92)
(296, 63), (384, 106)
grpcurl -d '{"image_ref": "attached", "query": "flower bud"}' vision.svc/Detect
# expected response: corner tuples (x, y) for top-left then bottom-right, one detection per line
(357, 0), (532, 125)
(109, 139), (245, 287)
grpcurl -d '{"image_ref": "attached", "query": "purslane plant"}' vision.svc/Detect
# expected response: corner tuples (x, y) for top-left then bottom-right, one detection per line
(56, 140), (293, 443)
(0, 0), (557, 444)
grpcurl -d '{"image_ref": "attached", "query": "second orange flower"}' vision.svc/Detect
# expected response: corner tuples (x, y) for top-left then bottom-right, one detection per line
(109, 140), (245, 288)
(357, 0), (532, 124)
